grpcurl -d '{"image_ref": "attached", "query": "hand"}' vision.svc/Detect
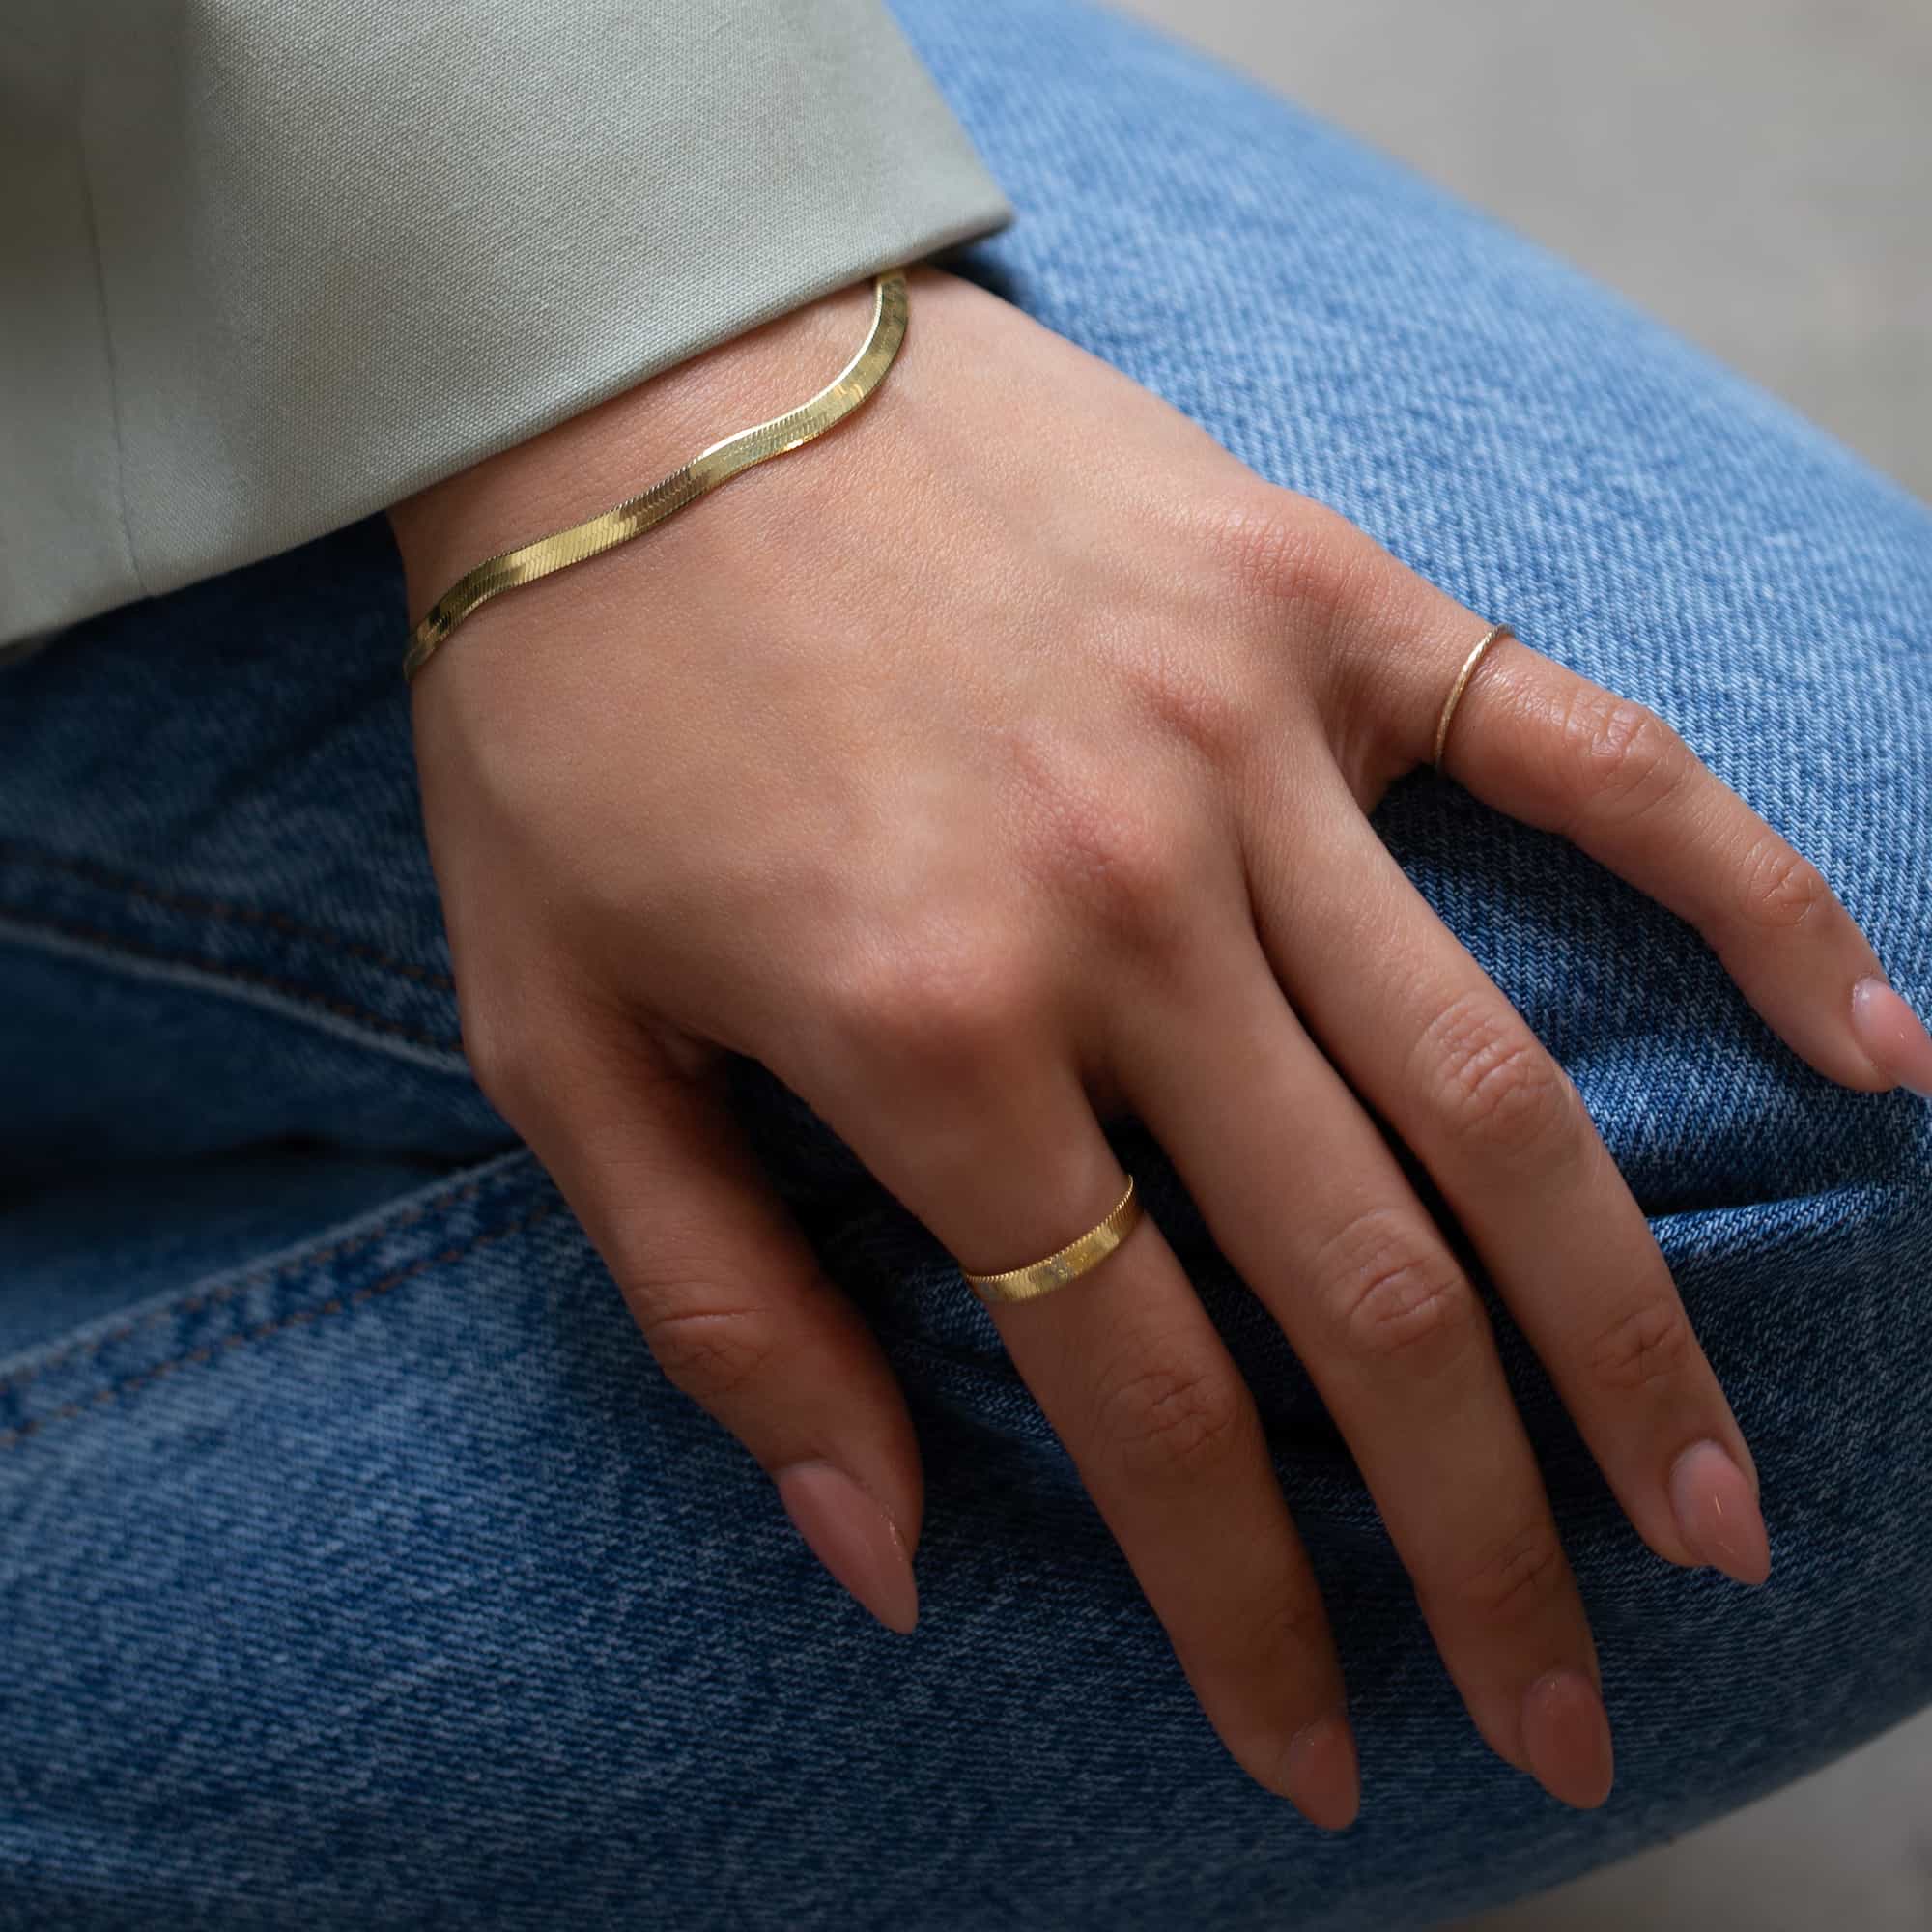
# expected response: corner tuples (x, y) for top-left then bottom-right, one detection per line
(390, 265), (1932, 1831)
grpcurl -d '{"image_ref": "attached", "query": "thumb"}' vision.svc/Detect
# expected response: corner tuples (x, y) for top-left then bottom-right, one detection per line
(493, 1009), (924, 1636)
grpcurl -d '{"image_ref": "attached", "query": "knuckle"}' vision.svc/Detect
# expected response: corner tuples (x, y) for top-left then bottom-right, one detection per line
(1558, 688), (1690, 826)
(1736, 832), (1833, 934)
(1315, 1206), (1481, 1378)
(1585, 1295), (1694, 1395)
(636, 1295), (781, 1405)
(1024, 764), (1200, 955)
(1419, 992), (1582, 1172)
(1436, 1520), (1572, 1628)
(825, 944), (1039, 1075)
(1203, 490), (1366, 639)
(1122, 647), (1255, 774)
(1093, 1352), (1250, 1485)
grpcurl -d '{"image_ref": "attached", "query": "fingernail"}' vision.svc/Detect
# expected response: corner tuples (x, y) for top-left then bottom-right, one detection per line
(775, 1461), (919, 1635)
(1850, 977), (1932, 1099)
(1520, 1669), (1615, 1810)
(1669, 1437), (1772, 1586)
(1282, 1714), (1360, 1831)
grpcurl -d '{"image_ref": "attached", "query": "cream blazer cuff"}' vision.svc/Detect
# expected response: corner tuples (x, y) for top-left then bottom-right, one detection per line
(0, 0), (1014, 647)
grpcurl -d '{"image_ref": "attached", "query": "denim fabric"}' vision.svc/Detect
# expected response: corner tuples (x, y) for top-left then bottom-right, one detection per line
(3, 0), (1929, 1925)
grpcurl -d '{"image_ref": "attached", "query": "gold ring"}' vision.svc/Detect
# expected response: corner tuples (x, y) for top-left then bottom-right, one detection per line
(959, 1174), (1144, 1306)
(1432, 621), (1515, 769)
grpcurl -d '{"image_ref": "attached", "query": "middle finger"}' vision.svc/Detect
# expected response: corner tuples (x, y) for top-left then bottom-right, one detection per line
(1102, 926), (1617, 1809)
(1248, 773), (1772, 1590)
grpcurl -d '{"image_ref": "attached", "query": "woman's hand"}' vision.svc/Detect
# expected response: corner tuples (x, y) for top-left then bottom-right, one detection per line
(391, 265), (1932, 1831)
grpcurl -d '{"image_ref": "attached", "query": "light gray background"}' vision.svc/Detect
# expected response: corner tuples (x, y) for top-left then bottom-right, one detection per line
(1117, 0), (1930, 501)
(1111, 2), (1932, 1925)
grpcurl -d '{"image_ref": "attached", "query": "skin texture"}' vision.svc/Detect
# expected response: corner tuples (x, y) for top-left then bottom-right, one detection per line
(389, 265), (1931, 1832)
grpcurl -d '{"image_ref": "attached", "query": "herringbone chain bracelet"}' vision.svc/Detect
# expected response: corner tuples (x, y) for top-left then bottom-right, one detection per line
(401, 269), (910, 683)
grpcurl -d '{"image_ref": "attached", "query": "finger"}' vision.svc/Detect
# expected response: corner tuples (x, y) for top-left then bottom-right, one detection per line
(1103, 928), (1615, 1810)
(1414, 622), (1924, 1096)
(784, 1020), (1360, 1829)
(1248, 773), (1772, 1591)
(468, 1000), (925, 1637)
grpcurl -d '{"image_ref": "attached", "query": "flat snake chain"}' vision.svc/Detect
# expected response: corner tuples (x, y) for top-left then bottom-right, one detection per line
(402, 269), (910, 682)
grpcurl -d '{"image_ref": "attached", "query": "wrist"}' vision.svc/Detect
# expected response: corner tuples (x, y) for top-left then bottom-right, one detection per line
(385, 271), (895, 632)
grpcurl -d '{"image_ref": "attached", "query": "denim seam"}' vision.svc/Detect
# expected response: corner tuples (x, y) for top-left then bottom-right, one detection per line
(0, 1202), (563, 1453)
(0, 1179), (491, 1399)
(0, 838), (455, 989)
(0, 907), (465, 1055)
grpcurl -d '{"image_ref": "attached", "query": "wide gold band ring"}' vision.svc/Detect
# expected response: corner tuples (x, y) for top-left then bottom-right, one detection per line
(959, 1174), (1145, 1306)
(1433, 621), (1516, 769)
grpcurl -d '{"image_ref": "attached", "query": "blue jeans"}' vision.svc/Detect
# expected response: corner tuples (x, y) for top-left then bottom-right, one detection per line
(4, 1), (1929, 1925)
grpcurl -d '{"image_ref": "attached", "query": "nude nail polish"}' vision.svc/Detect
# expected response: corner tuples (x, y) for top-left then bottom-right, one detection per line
(1669, 1438), (1772, 1586)
(1520, 1669), (1615, 1810)
(775, 1461), (920, 1635)
(1282, 1714), (1361, 1831)
(1850, 976), (1932, 1099)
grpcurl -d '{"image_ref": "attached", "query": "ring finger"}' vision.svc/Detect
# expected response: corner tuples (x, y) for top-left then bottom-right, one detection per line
(776, 1024), (1361, 1828)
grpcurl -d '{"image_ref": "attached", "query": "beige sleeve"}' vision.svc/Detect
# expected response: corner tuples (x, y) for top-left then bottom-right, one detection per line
(0, 0), (1014, 646)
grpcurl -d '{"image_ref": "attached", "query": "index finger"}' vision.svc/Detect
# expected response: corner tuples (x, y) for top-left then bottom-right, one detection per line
(1428, 629), (1932, 1097)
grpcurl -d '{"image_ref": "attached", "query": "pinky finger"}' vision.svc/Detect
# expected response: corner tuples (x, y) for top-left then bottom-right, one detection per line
(476, 1007), (927, 1635)
(1432, 628), (1932, 1099)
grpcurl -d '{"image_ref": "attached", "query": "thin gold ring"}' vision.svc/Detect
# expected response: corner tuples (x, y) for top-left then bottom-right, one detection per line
(960, 1174), (1145, 1306)
(1432, 621), (1515, 769)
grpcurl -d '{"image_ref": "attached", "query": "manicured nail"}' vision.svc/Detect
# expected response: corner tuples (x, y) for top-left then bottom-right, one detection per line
(1850, 977), (1932, 1099)
(1282, 1714), (1360, 1831)
(1520, 1669), (1615, 1810)
(1669, 1437), (1772, 1586)
(775, 1461), (919, 1635)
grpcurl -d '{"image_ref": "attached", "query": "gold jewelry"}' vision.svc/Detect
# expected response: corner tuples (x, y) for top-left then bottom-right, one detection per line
(960, 1174), (1145, 1306)
(1432, 621), (1516, 769)
(401, 268), (911, 682)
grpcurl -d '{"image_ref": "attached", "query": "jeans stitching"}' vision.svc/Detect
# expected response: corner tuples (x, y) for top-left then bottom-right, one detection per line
(0, 1179), (490, 1398)
(0, 1203), (562, 1454)
(0, 908), (466, 1055)
(0, 838), (456, 989)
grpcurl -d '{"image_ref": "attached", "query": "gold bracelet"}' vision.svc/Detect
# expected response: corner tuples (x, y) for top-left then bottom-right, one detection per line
(400, 268), (911, 683)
